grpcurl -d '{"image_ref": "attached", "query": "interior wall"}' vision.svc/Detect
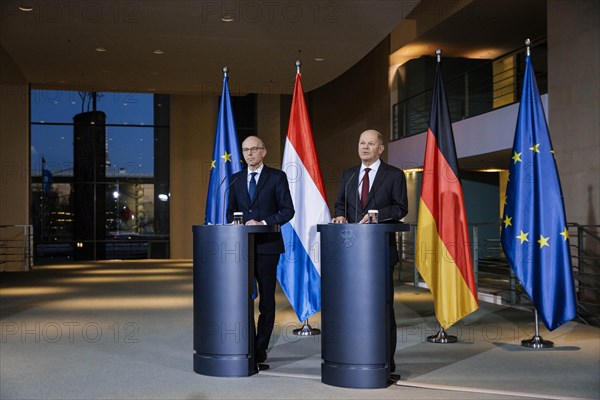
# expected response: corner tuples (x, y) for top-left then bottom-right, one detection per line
(309, 38), (391, 211)
(169, 94), (217, 259)
(0, 47), (29, 271)
(547, 0), (600, 226)
(257, 94), (282, 168)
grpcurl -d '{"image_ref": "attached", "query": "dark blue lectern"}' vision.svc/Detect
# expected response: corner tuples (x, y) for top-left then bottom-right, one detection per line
(192, 224), (277, 377)
(318, 223), (409, 388)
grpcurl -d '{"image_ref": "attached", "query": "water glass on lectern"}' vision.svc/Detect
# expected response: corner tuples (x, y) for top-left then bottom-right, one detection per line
(367, 210), (379, 224)
(233, 212), (244, 225)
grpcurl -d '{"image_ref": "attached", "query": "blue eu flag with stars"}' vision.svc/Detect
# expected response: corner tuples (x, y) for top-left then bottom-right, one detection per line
(500, 53), (577, 331)
(205, 73), (242, 225)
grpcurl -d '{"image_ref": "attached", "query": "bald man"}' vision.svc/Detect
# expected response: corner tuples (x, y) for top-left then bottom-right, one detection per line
(332, 129), (408, 373)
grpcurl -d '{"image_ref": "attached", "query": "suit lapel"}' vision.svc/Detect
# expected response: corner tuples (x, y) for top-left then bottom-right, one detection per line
(365, 162), (388, 209)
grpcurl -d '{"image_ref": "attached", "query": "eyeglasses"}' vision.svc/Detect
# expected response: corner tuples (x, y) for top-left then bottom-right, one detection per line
(242, 146), (265, 153)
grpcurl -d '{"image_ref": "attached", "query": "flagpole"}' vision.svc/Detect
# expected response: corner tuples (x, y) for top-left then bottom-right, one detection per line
(519, 41), (552, 350)
(425, 49), (459, 345)
(427, 325), (457, 343)
(521, 309), (554, 348)
(287, 59), (322, 337)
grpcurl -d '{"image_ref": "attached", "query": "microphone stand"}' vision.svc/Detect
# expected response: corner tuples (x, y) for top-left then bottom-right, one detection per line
(222, 175), (240, 225)
(343, 171), (357, 222)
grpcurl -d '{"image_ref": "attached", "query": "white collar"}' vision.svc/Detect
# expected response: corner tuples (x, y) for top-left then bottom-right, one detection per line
(361, 159), (381, 173)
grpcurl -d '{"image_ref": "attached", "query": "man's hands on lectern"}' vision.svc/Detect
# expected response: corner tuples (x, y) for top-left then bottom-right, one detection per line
(331, 216), (348, 224)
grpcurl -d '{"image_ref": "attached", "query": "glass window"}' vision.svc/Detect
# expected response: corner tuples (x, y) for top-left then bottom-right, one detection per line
(30, 89), (170, 263)
(106, 126), (154, 177)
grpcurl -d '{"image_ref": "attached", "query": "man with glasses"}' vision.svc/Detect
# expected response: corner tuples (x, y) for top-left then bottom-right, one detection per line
(226, 135), (295, 366)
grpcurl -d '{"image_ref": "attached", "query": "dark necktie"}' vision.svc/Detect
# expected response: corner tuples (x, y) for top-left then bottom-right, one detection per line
(249, 172), (257, 201)
(361, 168), (371, 209)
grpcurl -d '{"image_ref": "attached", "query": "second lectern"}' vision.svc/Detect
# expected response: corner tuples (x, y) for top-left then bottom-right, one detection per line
(318, 223), (409, 388)
(192, 224), (277, 377)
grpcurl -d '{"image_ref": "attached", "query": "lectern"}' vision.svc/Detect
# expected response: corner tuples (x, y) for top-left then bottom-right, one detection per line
(192, 224), (277, 377)
(318, 223), (409, 388)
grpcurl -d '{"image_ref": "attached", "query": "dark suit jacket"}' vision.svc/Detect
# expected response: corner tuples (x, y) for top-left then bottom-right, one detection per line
(226, 165), (295, 254)
(334, 161), (408, 223)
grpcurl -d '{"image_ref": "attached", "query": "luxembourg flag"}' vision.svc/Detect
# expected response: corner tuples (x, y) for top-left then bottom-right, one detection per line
(277, 64), (330, 322)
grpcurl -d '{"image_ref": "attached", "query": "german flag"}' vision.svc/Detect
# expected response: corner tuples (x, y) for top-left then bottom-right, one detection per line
(416, 57), (478, 329)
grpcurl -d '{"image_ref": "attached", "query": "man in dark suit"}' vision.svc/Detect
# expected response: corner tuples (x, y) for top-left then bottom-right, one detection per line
(226, 135), (295, 365)
(332, 129), (408, 373)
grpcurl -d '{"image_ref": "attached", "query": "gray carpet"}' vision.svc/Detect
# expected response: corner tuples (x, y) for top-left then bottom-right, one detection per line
(1, 260), (598, 400)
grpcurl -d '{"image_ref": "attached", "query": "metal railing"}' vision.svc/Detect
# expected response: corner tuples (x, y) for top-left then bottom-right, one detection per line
(0, 225), (33, 271)
(392, 38), (547, 140)
(398, 222), (600, 326)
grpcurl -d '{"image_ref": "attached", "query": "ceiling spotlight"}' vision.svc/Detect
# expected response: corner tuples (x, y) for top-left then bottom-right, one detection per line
(315, 58), (325, 62)
(18, 5), (33, 12)
(95, 47), (107, 52)
(153, 49), (164, 55)
(221, 15), (234, 22)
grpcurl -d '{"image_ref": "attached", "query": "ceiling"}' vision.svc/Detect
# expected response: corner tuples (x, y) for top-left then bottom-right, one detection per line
(1, 0), (417, 94)
(1, 0), (546, 96)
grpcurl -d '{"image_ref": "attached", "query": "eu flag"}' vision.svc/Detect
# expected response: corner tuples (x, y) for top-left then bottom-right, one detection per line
(500, 53), (577, 331)
(204, 72), (242, 225)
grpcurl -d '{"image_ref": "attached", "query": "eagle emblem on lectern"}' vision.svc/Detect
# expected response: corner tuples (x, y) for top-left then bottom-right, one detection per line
(339, 229), (355, 248)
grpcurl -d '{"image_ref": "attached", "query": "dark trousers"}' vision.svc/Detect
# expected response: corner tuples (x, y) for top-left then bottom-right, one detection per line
(254, 253), (280, 352)
(389, 264), (397, 368)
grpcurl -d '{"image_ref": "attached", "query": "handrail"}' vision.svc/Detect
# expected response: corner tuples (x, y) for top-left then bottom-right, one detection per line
(399, 222), (600, 325)
(0, 224), (33, 271)
(392, 37), (548, 140)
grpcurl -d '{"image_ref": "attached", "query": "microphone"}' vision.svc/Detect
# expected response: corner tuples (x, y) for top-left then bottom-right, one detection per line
(355, 172), (367, 224)
(222, 175), (240, 225)
(343, 170), (357, 221)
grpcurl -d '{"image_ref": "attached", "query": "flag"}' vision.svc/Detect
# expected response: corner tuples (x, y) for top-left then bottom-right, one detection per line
(416, 58), (478, 329)
(500, 53), (576, 331)
(204, 73), (242, 225)
(277, 70), (330, 322)
(42, 157), (53, 193)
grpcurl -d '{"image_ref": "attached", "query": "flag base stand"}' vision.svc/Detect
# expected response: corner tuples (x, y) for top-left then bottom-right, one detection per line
(521, 335), (553, 349)
(521, 310), (553, 348)
(426, 328), (457, 343)
(293, 320), (320, 336)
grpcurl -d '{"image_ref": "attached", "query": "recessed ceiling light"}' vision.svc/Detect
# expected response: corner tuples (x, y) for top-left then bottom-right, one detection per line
(315, 58), (325, 62)
(18, 5), (33, 12)
(95, 47), (107, 52)
(221, 15), (234, 22)
(153, 49), (164, 55)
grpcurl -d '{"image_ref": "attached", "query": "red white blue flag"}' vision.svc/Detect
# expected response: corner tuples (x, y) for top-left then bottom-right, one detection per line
(277, 70), (330, 322)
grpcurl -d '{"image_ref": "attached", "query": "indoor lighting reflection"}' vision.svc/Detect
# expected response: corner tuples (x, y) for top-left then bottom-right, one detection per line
(58, 276), (187, 284)
(0, 287), (74, 296)
(44, 296), (192, 310)
(72, 268), (189, 275)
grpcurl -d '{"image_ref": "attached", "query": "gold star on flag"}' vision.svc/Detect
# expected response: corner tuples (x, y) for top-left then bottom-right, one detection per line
(529, 143), (540, 153)
(516, 230), (529, 244)
(503, 215), (512, 228)
(538, 234), (550, 249)
(221, 152), (232, 162)
(503, 195), (507, 205)
(560, 227), (569, 241)
(512, 151), (522, 164)
(210, 160), (216, 169)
